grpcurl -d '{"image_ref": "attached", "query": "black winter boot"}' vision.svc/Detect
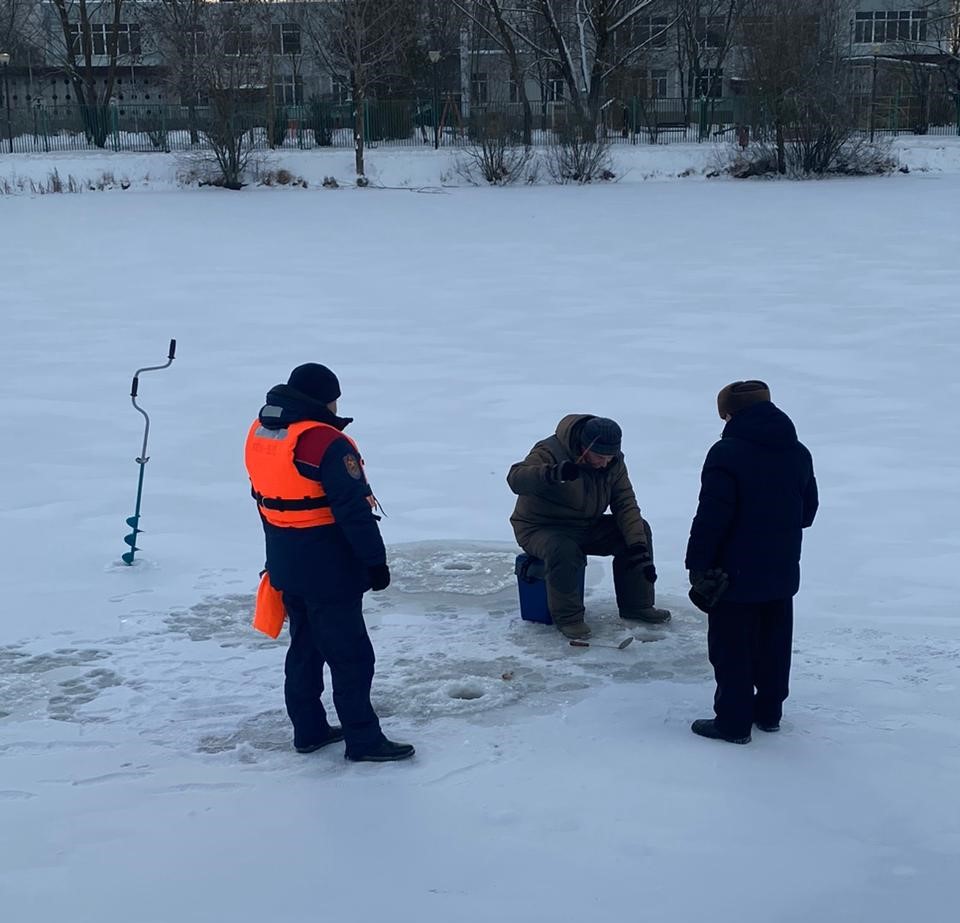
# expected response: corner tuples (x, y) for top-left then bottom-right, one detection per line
(555, 620), (591, 640)
(295, 726), (345, 754)
(754, 721), (780, 733)
(691, 718), (751, 745)
(345, 738), (416, 763)
(622, 607), (671, 625)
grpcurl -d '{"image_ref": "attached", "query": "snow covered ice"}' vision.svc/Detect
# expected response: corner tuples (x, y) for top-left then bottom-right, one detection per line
(1, 148), (959, 922)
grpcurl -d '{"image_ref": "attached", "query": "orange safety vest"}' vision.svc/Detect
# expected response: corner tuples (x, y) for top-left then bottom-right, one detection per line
(244, 419), (361, 529)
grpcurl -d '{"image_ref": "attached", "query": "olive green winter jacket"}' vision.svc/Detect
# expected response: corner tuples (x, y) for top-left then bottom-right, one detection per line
(507, 414), (648, 547)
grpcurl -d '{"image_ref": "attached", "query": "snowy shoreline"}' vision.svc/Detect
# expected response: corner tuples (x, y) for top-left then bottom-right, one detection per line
(1, 134), (959, 194)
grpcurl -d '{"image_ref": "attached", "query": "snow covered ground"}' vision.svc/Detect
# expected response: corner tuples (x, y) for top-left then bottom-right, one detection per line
(1, 166), (959, 922)
(1, 133), (960, 192)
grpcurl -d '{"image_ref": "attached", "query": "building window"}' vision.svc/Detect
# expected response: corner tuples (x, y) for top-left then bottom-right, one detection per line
(333, 78), (352, 104)
(854, 10), (927, 44)
(695, 67), (723, 98)
(648, 69), (668, 98)
(471, 71), (488, 104)
(635, 16), (670, 48)
(122, 23), (141, 55)
(180, 89), (210, 108)
(547, 70), (565, 102)
(187, 26), (206, 56)
(68, 23), (142, 57)
(696, 16), (726, 50)
(271, 22), (301, 55)
(225, 24), (254, 56)
(275, 75), (303, 107)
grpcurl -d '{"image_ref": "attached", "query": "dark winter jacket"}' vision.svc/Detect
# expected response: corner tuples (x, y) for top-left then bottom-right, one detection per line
(685, 402), (818, 604)
(253, 384), (386, 601)
(507, 414), (648, 547)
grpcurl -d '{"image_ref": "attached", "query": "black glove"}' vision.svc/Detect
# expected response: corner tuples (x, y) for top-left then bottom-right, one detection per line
(369, 563), (391, 592)
(627, 545), (657, 584)
(546, 460), (579, 485)
(688, 569), (729, 613)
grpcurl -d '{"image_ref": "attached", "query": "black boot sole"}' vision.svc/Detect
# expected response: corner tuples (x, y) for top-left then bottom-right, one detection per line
(620, 612), (672, 625)
(691, 721), (751, 745)
(295, 731), (345, 754)
(345, 747), (416, 763)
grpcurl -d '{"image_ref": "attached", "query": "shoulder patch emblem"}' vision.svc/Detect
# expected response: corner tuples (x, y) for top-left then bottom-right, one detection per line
(343, 453), (363, 480)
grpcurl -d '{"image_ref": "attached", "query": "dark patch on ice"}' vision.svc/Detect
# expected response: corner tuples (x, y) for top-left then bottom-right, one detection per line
(447, 684), (485, 701)
(163, 593), (275, 648)
(387, 540), (518, 597)
(0, 646), (110, 674)
(48, 667), (124, 722)
(197, 709), (290, 755)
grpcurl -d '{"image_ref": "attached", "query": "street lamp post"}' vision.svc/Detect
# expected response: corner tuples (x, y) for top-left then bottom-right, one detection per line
(428, 50), (441, 150)
(0, 53), (12, 154)
(870, 46), (880, 143)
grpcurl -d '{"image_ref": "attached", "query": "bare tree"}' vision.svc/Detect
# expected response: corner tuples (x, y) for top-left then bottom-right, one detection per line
(736, 0), (814, 173)
(146, 0), (207, 143)
(883, 0), (960, 130)
(452, 0), (539, 144)
(250, 0), (305, 150)
(197, 6), (271, 187)
(1, 0), (42, 58)
(457, 108), (536, 183)
(153, 3), (268, 187)
(48, 0), (130, 147)
(940, 0), (960, 104)
(673, 0), (740, 123)
(736, 0), (881, 176)
(306, 0), (415, 178)
(510, 0), (664, 127)
(408, 0), (465, 93)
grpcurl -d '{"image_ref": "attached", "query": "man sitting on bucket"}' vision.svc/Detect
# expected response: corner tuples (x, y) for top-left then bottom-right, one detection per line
(507, 415), (671, 640)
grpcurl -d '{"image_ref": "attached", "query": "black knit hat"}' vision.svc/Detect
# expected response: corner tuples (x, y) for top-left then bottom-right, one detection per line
(581, 417), (622, 456)
(717, 380), (771, 419)
(287, 363), (341, 404)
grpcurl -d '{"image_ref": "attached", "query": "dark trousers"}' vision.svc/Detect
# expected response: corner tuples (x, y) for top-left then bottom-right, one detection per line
(707, 598), (793, 737)
(282, 593), (383, 751)
(518, 515), (655, 627)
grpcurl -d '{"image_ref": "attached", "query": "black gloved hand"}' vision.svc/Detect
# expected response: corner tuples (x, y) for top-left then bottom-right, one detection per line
(688, 569), (729, 613)
(369, 563), (391, 592)
(546, 460), (579, 485)
(627, 545), (657, 584)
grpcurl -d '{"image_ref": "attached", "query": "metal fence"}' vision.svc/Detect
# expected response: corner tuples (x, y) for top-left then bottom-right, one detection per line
(0, 95), (957, 155)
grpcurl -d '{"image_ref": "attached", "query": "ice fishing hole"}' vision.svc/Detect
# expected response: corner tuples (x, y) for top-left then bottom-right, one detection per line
(448, 684), (484, 701)
(442, 563), (473, 572)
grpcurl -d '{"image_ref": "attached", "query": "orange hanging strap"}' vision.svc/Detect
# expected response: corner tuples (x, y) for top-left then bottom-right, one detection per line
(253, 571), (286, 639)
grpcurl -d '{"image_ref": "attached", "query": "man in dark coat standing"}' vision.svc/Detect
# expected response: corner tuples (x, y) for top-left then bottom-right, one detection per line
(245, 363), (414, 763)
(508, 414), (671, 640)
(685, 381), (818, 744)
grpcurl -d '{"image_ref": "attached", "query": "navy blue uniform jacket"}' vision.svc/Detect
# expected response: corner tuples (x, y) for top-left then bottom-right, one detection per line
(685, 402), (818, 604)
(255, 385), (386, 601)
